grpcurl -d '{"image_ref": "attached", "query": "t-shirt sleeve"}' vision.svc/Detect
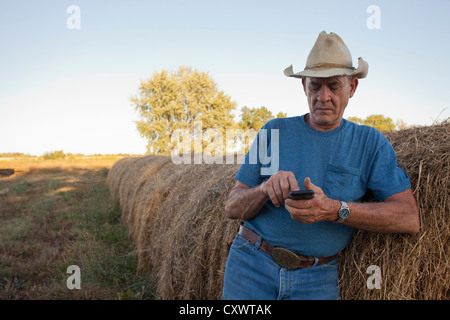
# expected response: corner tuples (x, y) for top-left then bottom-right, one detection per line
(367, 141), (411, 201)
(234, 121), (277, 187)
(234, 129), (263, 188)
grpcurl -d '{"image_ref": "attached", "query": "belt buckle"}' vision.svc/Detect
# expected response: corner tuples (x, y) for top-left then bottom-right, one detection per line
(272, 247), (301, 270)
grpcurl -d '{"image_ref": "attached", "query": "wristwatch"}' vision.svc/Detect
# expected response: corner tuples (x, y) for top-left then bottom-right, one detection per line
(336, 201), (350, 223)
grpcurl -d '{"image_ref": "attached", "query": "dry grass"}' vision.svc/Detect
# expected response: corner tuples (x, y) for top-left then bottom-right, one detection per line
(107, 121), (449, 300)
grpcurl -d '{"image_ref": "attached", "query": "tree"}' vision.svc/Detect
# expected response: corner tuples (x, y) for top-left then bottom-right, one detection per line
(42, 150), (66, 160)
(235, 107), (288, 154)
(347, 114), (396, 131)
(131, 66), (237, 155)
(276, 112), (287, 119)
(239, 106), (273, 131)
(238, 106), (287, 131)
(347, 116), (364, 125)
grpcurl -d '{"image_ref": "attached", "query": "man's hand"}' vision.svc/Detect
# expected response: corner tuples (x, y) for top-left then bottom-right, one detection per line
(284, 177), (339, 224)
(260, 171), (300, 208)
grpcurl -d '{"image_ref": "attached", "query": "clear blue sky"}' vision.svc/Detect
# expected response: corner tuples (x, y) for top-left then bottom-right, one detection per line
(1, 0), (449, 155)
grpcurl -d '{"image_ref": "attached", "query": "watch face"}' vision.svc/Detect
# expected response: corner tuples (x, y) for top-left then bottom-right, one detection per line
(340, 208), (350, 219)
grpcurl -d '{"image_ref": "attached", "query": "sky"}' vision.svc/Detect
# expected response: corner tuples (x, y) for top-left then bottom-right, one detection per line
(1, 0), (449, 155)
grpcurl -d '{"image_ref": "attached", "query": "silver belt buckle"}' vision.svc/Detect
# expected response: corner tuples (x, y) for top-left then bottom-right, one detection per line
(271, 247), (301, 270)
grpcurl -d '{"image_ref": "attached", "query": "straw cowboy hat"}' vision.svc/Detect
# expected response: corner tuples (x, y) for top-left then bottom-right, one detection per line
(284, 31), (368, 79)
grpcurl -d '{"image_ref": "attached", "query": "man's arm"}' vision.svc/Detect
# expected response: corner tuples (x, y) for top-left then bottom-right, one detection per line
(225, 171), (300, 220)
(285, 177), (420, 234)
(225, 171), (420, 234)
(224, 181), (267, 220)
(342, 189), (419, 233)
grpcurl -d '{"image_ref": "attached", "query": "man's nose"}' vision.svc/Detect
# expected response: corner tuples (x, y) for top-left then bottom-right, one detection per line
(318, 86), (331, 102)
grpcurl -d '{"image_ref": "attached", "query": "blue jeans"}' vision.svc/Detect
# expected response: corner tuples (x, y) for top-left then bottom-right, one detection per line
(222, 234), (340, 300)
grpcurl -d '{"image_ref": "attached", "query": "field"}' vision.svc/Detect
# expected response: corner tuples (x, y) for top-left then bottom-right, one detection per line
(0, 156), (155, 299)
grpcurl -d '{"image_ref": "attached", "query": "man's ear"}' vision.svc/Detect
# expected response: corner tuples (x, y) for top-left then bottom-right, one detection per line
(349, 77), (358, 98)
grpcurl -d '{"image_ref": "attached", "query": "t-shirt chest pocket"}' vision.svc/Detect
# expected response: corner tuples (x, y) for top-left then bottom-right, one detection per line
(323, 164), (363, 202)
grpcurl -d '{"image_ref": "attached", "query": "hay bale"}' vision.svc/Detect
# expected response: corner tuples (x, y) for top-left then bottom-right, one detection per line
(107, 120), (449, 300)
(106, 157), (137, 206)
(143, 163), (240, 299)
(0, 169), (15, 177)
(107, 155), (240, 299)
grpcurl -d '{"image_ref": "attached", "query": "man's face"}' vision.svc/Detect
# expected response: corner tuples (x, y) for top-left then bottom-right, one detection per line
(302, 76), (358, 131)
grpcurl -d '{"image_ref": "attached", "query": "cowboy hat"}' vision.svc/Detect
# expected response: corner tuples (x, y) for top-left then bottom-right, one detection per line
(284, 31), (368, 79)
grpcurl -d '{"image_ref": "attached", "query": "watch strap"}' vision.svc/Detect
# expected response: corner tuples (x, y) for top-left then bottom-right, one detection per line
(336, 201), (349, 223)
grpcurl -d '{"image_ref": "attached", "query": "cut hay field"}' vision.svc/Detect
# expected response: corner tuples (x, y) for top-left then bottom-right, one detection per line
(0, 156), (155, 299)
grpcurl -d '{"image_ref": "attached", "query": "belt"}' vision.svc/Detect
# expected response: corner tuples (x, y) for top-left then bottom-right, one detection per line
(238, 225), (338, 270)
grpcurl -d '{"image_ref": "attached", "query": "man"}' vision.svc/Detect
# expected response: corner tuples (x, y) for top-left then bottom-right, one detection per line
(222, 31), (419, 300)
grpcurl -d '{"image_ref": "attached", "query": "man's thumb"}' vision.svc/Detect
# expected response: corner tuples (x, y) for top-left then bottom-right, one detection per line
(304, 177), (318, 191)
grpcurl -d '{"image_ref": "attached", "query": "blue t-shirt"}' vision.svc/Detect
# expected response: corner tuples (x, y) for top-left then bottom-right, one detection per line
(235, 114), (411, 257)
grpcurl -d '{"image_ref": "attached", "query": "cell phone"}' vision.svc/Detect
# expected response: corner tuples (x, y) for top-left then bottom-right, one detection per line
(289, 190), (315, 200)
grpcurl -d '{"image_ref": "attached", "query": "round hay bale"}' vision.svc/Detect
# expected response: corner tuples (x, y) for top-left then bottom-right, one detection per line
(107, 155), (241, 299)
(0, 169), (15, 177)
(106, 156), (136, 206)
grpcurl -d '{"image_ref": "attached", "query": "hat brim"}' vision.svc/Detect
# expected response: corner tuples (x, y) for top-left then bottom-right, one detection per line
(284, 57), (368, 79)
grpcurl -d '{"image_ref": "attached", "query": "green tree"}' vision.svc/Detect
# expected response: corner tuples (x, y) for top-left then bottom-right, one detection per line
(239, 106), (273, 131)
(239, 106), (287, 131)
(42, 150), (66, 160)
(347, 114), (397, 131)
(131, 66), (237, 155)
(276, 112), (287, 119)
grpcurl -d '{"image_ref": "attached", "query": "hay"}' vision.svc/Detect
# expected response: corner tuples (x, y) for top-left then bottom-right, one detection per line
(107, 155), (240, 299)
(107, 121), (449, 300)
(0, 169), (15, 177)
